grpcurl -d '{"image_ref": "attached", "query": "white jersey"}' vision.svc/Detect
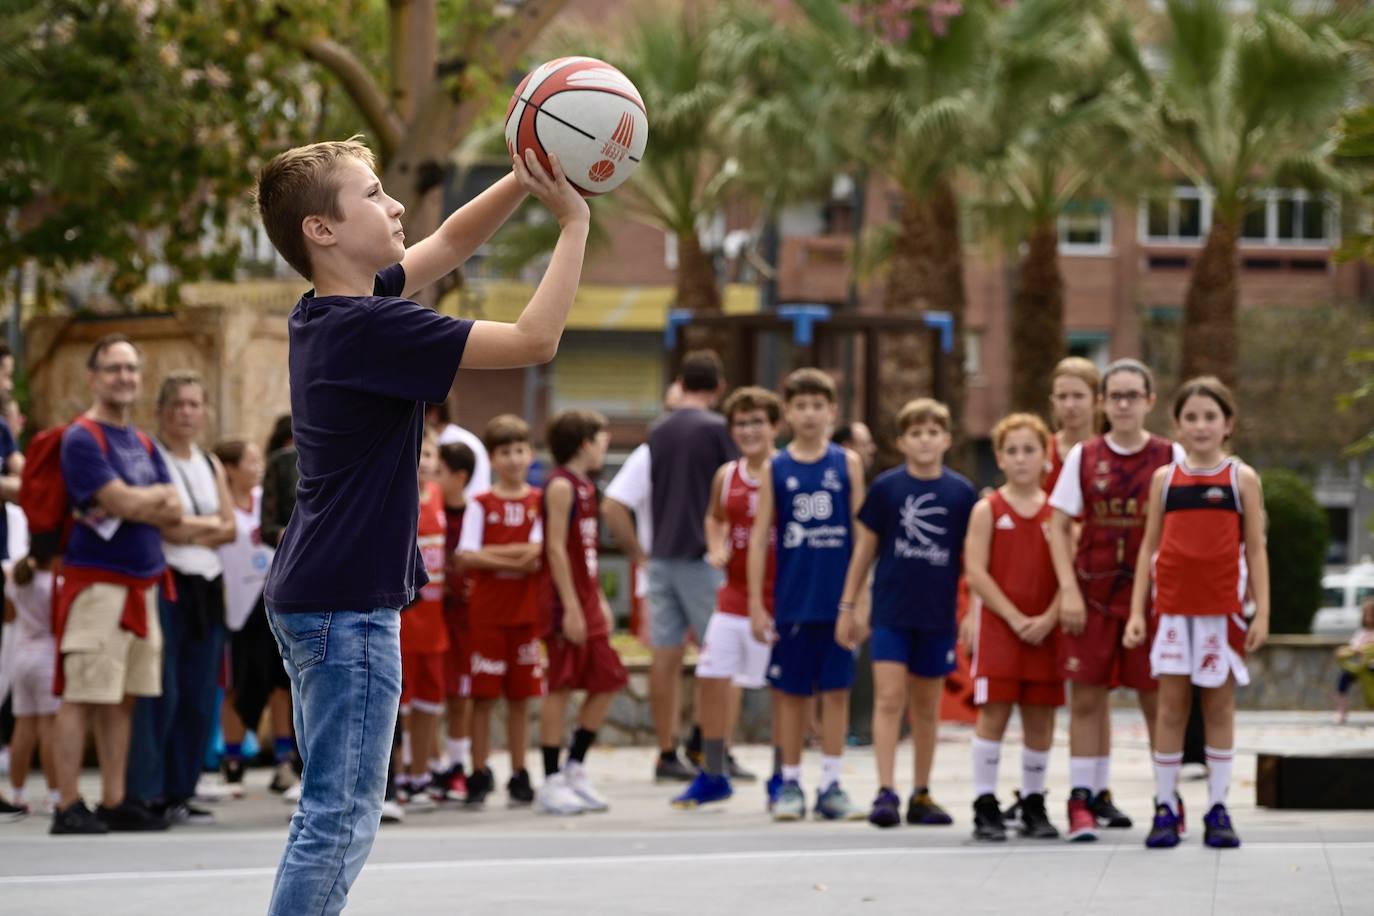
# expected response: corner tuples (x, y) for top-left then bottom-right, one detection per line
(218, 488), (274, 631)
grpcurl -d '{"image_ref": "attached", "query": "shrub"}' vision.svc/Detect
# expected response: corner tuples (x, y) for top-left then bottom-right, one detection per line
(1261, 469), (1328, 634)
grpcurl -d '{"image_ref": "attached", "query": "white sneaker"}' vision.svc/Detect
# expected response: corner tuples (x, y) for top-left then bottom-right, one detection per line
(381, 799), (405, 823)
(563, 762), (609, 813)
(193, 775), (235, 803)
(405, 790), (436, 812)
(537, 773), (587, 816)
(283, 782), (302, 804)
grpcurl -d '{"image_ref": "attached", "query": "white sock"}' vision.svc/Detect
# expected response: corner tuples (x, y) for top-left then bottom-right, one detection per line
(1205, 746), (1233, 809)
(1021, 748), (1050, 796)
(1094, 755), (1111, 794)
(781, 764), (802, 784)
(1153, 751), (1183, 813)
(401, 730), (413, 768)
(429, 757), (445, 775)
(10, 785), (25, 805)
(819, 755), (843, 792)
(1069, 756), (1095, 793)
(971, 737), (1002, 798)
(446, 738), (470, 770)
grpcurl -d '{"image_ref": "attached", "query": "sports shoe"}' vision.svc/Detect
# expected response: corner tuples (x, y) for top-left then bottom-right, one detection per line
(194, 774), (236, 803)
(507, 768), (535, 807)
(654, 752), (697, 783)
(867, 787), (902, 828)
(772, 780), (806, 821)
(283, 782), (302, 804)
(98, 799), (170, 831)
(51, 799), (109, 835)
(221, 759), (246, 798)
(1066, 787), (1097, 842)
(1091, 789), (1132, 828)
(537, 773), (586, 816)
(269, 762), (299, 795)
(1202, 803), (1240, 848)
(162, 800), (214, 826)
(1016, 791), (1059, 839)
(1001, 794), (1022, 828)
(765, 772), (784, 812)
(1176, 794), (1187, 836)
(905, 790), (953, 826)
(671, 771), (733, 809)
(814, 783), (865, 821)
(1145, 801), (1181, 848)
(465, 767), (493, 808)
(727, 754), (757, 783)
(0, 798), (29, 822)
(405, 790), (436, 812)
(380, 799), (405, 824)
(972, 793), (1006, 841)
(441, 765), (468, 802)
(564, 762), (609, 812)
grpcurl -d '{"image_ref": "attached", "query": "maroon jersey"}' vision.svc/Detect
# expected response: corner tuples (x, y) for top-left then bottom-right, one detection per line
(1074, 435), (1174, 618)
(542, 467), (607, 639)
(443, 503), (468, 627)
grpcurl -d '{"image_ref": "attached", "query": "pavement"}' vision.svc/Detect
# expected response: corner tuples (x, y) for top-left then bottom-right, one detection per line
(2, 710), (1372, 915)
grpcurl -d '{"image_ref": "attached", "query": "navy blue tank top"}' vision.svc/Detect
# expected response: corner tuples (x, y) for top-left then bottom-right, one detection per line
(771, 444), (852, 625)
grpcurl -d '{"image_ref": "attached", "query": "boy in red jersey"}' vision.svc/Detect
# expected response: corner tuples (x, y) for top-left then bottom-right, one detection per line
(1126, 377), (1269, 849)
(398, 431), (450, 810)
(962, 414), (1064, 842)
(457, 415), (545, 808)
(537, 409), (628, 815)
(1048, 359), (1184, 841)
(672, 387), (782, 809)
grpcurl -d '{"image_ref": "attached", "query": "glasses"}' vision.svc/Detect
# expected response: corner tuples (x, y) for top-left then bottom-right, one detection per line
(1106, 391), (1148, 404)
(95, 363), (140, 376)
(732, 418), (768, 429)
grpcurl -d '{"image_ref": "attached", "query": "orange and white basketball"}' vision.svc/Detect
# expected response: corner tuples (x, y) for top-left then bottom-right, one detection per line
(504, 57), (649, 197)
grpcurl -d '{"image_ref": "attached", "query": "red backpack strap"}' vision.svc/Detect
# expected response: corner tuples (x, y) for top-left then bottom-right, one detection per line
(72, 415), (109, 454)
(135, 429), (155, 457)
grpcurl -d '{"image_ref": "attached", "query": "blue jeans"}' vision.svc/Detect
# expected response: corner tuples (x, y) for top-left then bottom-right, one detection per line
(265, 607), (401, 916)
(127, 581), (225, 804)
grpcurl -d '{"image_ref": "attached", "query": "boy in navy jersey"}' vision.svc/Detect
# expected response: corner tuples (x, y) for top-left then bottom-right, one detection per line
(255, 139), (588, 915)
(838, 399), (977, 829)
(748, 369), (867, 822)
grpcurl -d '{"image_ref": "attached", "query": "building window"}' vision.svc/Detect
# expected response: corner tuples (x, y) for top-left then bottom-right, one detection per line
(964, 330), (981, 378)
(1141, 183), (1210, 244)
(1142, 185), (1338, 247)
(1058, 200), (1113, 254)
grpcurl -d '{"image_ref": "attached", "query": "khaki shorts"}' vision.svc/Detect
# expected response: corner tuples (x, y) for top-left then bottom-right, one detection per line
(60, 583), (163, 704)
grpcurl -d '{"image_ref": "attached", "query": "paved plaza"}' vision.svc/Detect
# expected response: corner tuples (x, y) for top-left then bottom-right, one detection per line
(2, 711), (1371, 915)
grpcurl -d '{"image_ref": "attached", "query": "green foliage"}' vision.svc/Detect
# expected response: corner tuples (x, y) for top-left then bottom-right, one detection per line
(1261, 468), (1329, 634)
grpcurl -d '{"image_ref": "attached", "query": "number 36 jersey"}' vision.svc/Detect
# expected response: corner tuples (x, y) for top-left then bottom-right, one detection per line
(771, 444), (852, 626)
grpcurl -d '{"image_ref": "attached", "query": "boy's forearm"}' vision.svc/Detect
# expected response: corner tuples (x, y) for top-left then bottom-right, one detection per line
(515, 220), (589, 357)
(545, 544), (582, 612)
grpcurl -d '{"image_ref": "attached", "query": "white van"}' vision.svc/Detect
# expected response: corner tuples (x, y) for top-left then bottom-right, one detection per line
(1311, 562), (1374, 636)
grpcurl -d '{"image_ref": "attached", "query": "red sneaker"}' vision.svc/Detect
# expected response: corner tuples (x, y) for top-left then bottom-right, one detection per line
(442, 766), (468, 803)
(1067, 788), (1098, 842)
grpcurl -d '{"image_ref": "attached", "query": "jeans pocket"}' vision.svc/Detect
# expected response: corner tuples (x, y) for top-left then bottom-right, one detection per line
(268, 610), (332, 672)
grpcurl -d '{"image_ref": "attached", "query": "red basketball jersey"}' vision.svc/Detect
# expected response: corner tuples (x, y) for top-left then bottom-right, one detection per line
(987, 490), (1058, 619)
(402, 481), (450, 655)
(717, 460), (774, 616)
(467, 488), (544, 628)
(443, 503), (468, 627)
(1154, 459), (1245, 618)
(542, 467), (607, 639)
(1074, 435), (1175, 618)
(1043, 435), (1066, 496)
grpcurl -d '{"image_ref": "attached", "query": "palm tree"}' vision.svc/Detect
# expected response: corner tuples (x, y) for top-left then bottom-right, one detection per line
(1112, 0), (1368, 387)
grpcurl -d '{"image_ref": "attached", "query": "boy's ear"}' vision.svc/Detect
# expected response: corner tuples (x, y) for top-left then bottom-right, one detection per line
(302, 214), (336, 248)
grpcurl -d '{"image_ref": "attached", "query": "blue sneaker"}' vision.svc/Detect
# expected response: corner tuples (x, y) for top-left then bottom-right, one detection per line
(814, 783), (865, 821)
(671, 772), (733, 809)
(1145, 801), (1181, 849)
(868, 787), (902, 828)
(772, 780), (806, 821)
(765, 772), (784, 812)
(1202, 803), (1240, 848)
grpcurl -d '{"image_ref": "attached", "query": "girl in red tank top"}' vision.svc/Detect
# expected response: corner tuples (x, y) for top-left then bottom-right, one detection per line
(963, 413), (1063, 841)
(1125, 378), (1269, 850)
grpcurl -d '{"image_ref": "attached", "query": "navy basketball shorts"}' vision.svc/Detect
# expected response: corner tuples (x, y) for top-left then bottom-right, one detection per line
(870, 626), (957, 679)
(766, 621), (856, 697)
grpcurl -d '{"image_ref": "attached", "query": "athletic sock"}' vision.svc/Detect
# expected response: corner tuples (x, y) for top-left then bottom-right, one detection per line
(819, 755), (842, 792)
(686, 724), (703, 757)
(11, 786), (25, 805)
(703, 738), (727, 777)
(224, 742), (243, 763)
(1094, 755), (1111, 794)
(781, 764), (802, 784)
(401, 730), (413, 768)
(1205, 746), (1233, 809)
(446, 738), (471, 771)
(569, 727), (597, 765)
(772, 746), (782, 777)
(1021, 748), (1050, 797)
(1069, 756), (1095, 793)
(1152, 751), (1183, 813)
(274, 737), (295, 764)
(542, 745), (562, 778)
(971, 737), (1002, 798)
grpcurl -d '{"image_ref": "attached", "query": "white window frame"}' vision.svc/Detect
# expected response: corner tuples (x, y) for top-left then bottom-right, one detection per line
(1240, 189), (1338, 248)
(1139, 184), (1211, 245)
(1058, 202), (1114, 255)
(964, 330), (982, 378)
(1139, 185), (1339, 248)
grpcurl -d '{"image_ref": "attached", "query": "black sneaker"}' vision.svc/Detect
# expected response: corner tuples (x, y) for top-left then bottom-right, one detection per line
(726, 754), (757, 783)
(906, 790), (954, 826)
(98, 800), (171, 831)
(465, 767), (493, 808)
(162, 800), (214, 826)
(1090, 789), (1133, 828)
(654, 752), (697, 783)
(0, 798), (29, 822)
(1001, 794), (1022, 827)
(222, 758), (245, 786)
(51, 800), (109, 835)
(507, 768), (535, 807)
(972, 793), (1006, 841)
(1016, 791), (1060, 839)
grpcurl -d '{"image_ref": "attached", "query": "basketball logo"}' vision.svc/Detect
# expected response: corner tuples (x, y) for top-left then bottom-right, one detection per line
(588, 159), (616, 182)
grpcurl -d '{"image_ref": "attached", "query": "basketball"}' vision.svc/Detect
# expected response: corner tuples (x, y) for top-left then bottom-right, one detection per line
(504, 56), (649, 197)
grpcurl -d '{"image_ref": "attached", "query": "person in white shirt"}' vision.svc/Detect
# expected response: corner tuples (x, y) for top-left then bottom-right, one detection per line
(426, 401), (491, 499)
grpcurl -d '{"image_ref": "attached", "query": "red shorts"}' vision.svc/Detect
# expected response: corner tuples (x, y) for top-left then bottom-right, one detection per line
(544, 633), (628, 695)
(971, 606), (1064, 707)
(443, 605), (471, 699)
(469, 624), (546, 701)
(1058, 611), (1157, 691)
(401, 651), (447, 711)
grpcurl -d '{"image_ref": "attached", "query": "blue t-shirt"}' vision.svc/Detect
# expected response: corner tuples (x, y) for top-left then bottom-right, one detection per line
(858, 466), (977, 633)
(0, 418), (16, 560)
(772, 443), (852, 625)
(264, 264), (474, 614)
(61, 421), (172, 579)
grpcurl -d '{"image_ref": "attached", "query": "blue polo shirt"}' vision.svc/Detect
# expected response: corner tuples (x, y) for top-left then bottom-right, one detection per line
(264, 264), (474, 614)
(858, 466), (977, 633)
(61, 421), (172, 579)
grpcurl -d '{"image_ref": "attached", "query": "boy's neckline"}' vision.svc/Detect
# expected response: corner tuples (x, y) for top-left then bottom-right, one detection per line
(786, 439), (830, 463)
(904, 463), (944, 481)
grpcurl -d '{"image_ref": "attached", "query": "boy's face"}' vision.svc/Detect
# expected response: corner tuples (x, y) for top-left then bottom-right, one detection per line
(729, 408), (777, 459)
(437, 464), (470, 497)
(418, 440), (440, 483)
(315, 157), (407, 272)
(897, 420), (951, 467)
(492, 441), (533, 485)
(783, 394), (835, 441)
(994, 427), (1045, 487)
(580, 430), (611, 473)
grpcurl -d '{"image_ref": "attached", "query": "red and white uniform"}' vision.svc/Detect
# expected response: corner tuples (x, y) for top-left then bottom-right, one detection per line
(971, 491), (1064, 707)
(542, 467), (628, 694)
(1149, 458), (1250, 687)
(697, 460), (774, 688)
(459, 488), (546, 700)
(442, 502), (471, 698)
(1042, 435), (1067, 497)
(401, 481), (451, 711)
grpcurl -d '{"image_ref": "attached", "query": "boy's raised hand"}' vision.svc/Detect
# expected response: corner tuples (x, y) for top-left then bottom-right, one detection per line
(513, 150), (590, 228)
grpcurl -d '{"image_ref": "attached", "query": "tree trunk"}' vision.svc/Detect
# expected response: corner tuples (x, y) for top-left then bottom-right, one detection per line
(677, 228), (733, 358)
(1180, 214), (1240, 388)
(1010, 218), (1065, 417)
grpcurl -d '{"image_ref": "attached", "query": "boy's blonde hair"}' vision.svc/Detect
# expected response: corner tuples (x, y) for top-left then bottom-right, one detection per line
(896, 398), (951, 434)
(254, 136), (377, 281)
(992, 412), (1050, 452)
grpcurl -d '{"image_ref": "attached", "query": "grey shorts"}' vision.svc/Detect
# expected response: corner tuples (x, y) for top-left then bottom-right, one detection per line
(647, 559), (722, 649)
